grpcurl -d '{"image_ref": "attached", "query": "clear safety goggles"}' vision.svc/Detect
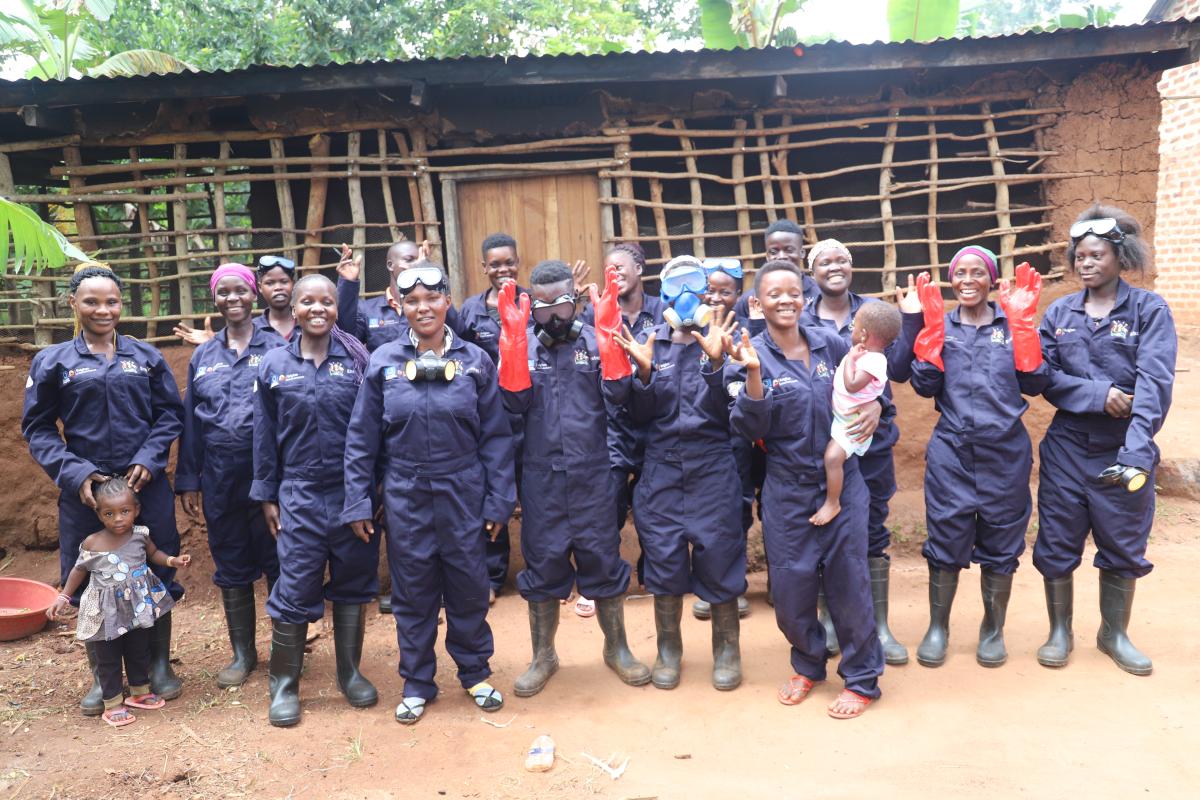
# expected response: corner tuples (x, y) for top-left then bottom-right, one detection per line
(396, 265), (448, 295)
(1069, 218), (1125, 244)
(531, 293), (576, 325)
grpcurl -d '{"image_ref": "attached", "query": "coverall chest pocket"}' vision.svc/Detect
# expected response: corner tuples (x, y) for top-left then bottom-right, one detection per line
(381, 375), (417, 428)
(770, 381), (810, 435)
(1050, 333), (1090, 376)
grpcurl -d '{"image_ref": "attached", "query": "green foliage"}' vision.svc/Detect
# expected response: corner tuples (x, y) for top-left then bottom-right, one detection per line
(700, 1), (806, 49)
(956, 1), (1122, 37)
(887, 0), (961, 42)
(0, 197), (90, 275)
(84, 0), (701, 69)
(0, 0), (188, 79)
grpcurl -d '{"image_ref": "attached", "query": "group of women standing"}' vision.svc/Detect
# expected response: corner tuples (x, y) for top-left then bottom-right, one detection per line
(21, 201), (1174, 727)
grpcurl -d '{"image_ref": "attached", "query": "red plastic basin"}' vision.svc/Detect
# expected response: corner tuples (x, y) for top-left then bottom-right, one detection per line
(0, 577), (58, 641)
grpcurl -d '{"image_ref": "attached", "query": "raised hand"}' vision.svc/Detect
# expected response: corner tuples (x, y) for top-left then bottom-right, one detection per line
(727, 335), (760, 372)
(497, 281), (532, 392)
(174, 315), (215, 346)
(590, 264), (633, 380)
(691, 309), (738, 363)
(614, 324), (655, 383)
(895, 273), (922, 314)
(336, 243), (361, 282)
(572, 259), (595, 298)
(998, 261), (1044, 372)
(913, 271), (945, 371)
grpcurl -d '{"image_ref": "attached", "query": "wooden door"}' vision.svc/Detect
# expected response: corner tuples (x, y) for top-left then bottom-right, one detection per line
(448, 172), (606, 298)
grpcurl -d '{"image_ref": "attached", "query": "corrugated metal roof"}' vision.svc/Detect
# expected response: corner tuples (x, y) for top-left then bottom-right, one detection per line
(0, 19), (1197, 108)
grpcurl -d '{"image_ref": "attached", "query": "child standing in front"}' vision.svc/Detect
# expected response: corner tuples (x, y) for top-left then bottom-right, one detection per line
(811, 302), (903, 526)
(47, 478), (191, 727)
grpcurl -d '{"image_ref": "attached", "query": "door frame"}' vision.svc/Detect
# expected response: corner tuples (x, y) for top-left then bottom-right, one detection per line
(439, 167), (615, 299)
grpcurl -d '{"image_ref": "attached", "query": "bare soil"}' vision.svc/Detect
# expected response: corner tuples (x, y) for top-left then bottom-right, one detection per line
(2, 333), (1199, 799)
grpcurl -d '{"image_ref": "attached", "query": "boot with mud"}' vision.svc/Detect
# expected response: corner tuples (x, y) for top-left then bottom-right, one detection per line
(595, 597), (651, 686)
(80, 641), (104, 716)
(267, 620), (307, 727)
(652, 595), (683, 689)
(217, 586), (258, 688)
(976, 571), (1013, 668)
(1096, 570), (1153, 676)
(710, 600), (742, 691)
(916, 566), (959, 667)
(868, 557), (908, 666)
(1036, 575), (1074, 668)
(514, 599), (560, 697)
(333, 604), (378, 707)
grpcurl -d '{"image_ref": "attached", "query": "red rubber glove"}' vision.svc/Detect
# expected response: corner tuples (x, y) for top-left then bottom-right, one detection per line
(497, 281), (531, 392)
(913, 271), (945, 371)
(589, 264), (633, 381)
(998, 261), (1043, 372)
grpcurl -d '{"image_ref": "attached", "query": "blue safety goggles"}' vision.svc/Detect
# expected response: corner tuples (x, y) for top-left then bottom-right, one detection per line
(660, 264), (707, 301)
(702, 258), (744, 279)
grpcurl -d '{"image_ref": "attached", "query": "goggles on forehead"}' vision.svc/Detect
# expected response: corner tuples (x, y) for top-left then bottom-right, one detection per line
(530, 293), (576, 325)
(702, 258), (744, 279)
(660, 265), (707, 300)
(396, 265), (448, 295)
(257, 255), (296, 273)
(1070, 217), (1125, 244)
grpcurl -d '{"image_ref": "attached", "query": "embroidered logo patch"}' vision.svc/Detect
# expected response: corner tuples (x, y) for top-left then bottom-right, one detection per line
(120, 359), (149, 375)
(1054, 327), (1076, 338)
(655, 362), (675, 373)
(991, 328), (1006, 345)
(727, 380), (744, 398)
(574, 349), (590, 366)
(1110, 320), (1130, 340)
(248, 354), (262, 367)
(815, 361), (830, 379)
(328, 362), (346, 378)
(383, 366), (400, 381)
(196, 363), (230, 379)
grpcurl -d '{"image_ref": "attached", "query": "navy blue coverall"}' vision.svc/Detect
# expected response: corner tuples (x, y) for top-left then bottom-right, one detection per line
(800, 294), (923, 558)
(627, 324), (747, 604)
(177, 326), (284, 588)
(342, 333), (516, 701)
(22, 334), (184, 601)
(1034, 280), (1176, 579)
(728, 327), (886, 698)
(459, 286), (532, 592)
(911, 304), (1050, 574)
(501, 325), (633, 601)
(252, 336), (378, 624)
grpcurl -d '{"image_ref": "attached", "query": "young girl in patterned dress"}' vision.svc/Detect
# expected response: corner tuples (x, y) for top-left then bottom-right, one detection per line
(47, 478), (192, 727)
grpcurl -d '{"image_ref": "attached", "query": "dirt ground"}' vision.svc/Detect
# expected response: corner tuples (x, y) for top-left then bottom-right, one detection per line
(2, 300), (1199, 799)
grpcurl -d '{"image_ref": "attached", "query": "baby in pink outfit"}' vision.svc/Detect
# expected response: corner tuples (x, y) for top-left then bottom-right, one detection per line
(811, 301), (902, 526)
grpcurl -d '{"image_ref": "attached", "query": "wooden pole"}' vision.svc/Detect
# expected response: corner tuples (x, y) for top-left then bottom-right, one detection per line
(377, 130), (402, 243)
(732, 119), (753, 261)
(409, 128), (443, 262)
(613, 133), (638, 241)
(879, 108), (900, 294)
(440, 178), (464, 295)
(926, 109), (940, 273)
(346, 132), (367, 270)
(213, 141), (231, 260)
(172, 143), (194, 322)
(128, 147), (161, 338)
(773, 115), (798, 225)
(982, 102), (1016, 279)
(269, 139), (298, 255)
(754, 111), (777, 224)
(303, 134), (330, 268)
(393, 131), (425, 243)
(672, 119), (705, 258)
(650, 178), (671, 262)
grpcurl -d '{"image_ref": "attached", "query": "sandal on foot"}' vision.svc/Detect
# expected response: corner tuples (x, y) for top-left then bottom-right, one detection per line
(102, 707), (136, 727)
(125, 693), (166, 710)
(827, 689), (873, 720)
(468, 681), (504, 712)
(394, 697), (427, 725)
(777, 675), (817, 706)
(574, 597), (595, 618)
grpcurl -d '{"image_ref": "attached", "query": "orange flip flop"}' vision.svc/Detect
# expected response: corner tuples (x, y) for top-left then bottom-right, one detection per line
(827, 689), (873, 719)
(125, 693), (166, 710)
(102, 707), (136, 727)
(777, 674), (817, 706)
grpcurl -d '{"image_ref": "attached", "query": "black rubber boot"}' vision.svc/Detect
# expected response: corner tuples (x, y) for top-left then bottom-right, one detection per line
(976, 571), (1013, 668)
(1096, 571), (1153, 676)
(710, 600), (742, 691)
(916, 566), (959, 668)
(268, 620), (307, 727)
(1036, 575), (1074, 668)
(80, 641), (104, 716)
(817, 583), (839, 657)
(513, 599), (560, 697)
(868, 557), (909, 666)
(332, 604), (378, 707)
(148, 611), (183, 700)
(596, 597), (651, 686)
(651, 595), (683, 690)
(217, 586), (258, 688)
